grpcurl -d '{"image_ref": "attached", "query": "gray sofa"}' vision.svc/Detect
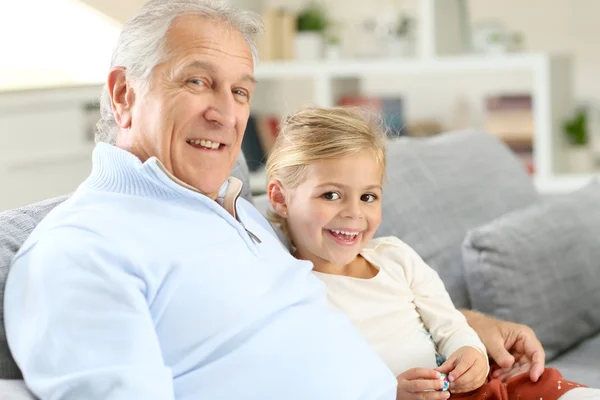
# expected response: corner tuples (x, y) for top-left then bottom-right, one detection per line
(1, 130), (598, 398)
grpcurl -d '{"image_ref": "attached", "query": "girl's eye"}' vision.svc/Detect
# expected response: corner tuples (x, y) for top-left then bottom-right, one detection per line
(361, 194), (377, 203)
(322, 192), (340, 201)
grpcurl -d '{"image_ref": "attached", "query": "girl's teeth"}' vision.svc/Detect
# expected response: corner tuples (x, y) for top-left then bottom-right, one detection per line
(331, 229), (359, 237)
(329, 229), (361, 242)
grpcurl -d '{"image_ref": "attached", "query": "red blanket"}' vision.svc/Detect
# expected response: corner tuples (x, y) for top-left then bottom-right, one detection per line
(453, 368), (587, 400)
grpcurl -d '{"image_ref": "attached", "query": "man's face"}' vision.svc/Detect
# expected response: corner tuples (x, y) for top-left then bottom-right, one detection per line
(122, 15), (256, 198)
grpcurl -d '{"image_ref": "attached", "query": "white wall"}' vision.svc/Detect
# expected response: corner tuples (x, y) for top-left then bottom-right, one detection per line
(0, 0), (120, 92)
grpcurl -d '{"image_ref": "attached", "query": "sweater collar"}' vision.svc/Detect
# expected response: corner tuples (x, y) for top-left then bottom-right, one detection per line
(85, 143), (242, 213)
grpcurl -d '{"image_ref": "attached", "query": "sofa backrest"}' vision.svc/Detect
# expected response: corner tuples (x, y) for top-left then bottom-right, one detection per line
(0, 150), (252, 379)
(0, 197), (69, 378)
(375, 130), (540, 309)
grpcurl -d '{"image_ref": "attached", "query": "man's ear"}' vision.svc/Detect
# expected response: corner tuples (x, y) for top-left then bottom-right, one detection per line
(267, 179), (289, 217)
(107, 67), (135, 129)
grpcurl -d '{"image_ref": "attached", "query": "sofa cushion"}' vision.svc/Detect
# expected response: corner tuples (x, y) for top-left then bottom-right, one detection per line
(0, 150), (253, 379)
(376, 130), (540, 309)
(0, 196), (69, 379)
(462, 180), (600, 360)
(548, 332), (600, 387)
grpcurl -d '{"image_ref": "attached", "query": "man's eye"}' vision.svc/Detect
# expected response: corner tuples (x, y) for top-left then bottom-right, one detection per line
(233, 89), (249, 97)
(322, 192), (340, 201)
(188, 79), (206, 86)
(361, 194), (377, 203)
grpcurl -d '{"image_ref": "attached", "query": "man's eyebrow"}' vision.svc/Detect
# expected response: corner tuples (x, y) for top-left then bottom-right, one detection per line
(180, 60), (217, 73)
(178, 60), (257, 85)
(241, 73), (258, 85)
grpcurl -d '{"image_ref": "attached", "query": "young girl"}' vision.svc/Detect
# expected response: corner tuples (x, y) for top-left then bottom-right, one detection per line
(266, 106), (597, 400)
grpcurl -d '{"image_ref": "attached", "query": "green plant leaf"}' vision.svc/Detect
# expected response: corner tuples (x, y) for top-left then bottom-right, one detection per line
(296, 3), (328, 32)
(563, 109), (589, 146)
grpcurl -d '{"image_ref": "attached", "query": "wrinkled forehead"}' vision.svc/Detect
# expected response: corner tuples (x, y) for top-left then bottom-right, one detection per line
(163, 14), (253, 64)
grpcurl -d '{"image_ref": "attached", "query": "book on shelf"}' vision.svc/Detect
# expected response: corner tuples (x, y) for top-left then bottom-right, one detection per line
(337, 95), (406, 138)
(485, 94), (533, 142)
(257, 8), (296, 61)
(484, 94), (534, 174)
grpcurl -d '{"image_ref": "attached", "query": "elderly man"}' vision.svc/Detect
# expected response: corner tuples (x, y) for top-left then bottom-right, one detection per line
(4, 0), (545, 399)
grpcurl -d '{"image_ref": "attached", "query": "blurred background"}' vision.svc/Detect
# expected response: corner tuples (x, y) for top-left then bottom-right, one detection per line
(1, 0), (600, 212)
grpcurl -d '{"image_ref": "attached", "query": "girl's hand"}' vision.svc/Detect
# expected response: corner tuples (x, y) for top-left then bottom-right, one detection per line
(435, 346), (488, 393)
(396, 368), (451, 400)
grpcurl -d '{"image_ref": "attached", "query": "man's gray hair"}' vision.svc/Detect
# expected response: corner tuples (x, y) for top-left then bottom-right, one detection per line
(95, 0), (264, 144)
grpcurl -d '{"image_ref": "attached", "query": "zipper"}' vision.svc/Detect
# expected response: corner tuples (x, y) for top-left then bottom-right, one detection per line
(154, 161), (261, 245)
(230, 194), (261, 244)
(236, 215), (262, 245)
(244, 225), (262, 244)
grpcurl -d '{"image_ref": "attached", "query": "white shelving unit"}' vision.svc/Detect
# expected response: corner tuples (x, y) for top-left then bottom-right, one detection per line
(252, 53), (597, 194)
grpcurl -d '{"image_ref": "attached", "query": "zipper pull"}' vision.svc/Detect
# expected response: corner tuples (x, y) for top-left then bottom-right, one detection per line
(246, 228), (262, 244)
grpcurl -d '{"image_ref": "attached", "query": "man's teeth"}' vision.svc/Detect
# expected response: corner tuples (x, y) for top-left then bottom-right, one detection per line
(330, 229), (359, 237)
(188, 139), (221, 149)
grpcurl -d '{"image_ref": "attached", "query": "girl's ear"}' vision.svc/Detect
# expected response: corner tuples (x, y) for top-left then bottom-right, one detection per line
(267, 179), (289, 217)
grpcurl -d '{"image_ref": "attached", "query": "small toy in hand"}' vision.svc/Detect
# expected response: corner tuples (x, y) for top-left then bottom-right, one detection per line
(439, 373), (450, 392)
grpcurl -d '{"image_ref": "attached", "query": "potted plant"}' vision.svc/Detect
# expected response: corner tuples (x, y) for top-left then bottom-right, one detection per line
(563, 108), (594, 173)
(295, 3), (329, 61)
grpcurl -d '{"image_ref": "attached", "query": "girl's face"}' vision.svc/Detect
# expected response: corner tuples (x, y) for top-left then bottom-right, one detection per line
(282, 150), (384, 269)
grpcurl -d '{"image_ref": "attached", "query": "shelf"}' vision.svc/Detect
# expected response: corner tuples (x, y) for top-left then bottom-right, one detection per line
(255, 53), (560, 80)
(535, 174), (599, 195)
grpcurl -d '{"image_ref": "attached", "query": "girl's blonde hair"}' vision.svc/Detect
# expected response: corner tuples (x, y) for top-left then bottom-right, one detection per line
(266, 106), (388, 240)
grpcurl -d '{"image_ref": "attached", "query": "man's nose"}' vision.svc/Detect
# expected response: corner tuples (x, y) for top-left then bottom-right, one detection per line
(204, 91), (236, 128)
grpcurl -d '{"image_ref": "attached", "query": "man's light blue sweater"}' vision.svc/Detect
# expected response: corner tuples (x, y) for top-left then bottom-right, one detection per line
(4, 144), (397, 399)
